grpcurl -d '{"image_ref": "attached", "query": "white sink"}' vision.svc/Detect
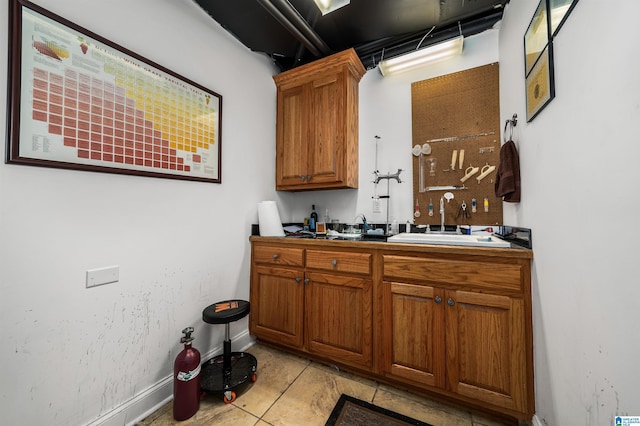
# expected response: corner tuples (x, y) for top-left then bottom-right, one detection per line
(386, 232), (510, 248)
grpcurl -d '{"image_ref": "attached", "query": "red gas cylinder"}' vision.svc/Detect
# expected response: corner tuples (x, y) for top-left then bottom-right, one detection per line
(173, 327), (201, 421)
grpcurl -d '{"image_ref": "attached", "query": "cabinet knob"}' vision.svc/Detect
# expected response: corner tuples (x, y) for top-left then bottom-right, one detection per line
(434, 296), (442, 304)
(306, 175), (311, 181)
(447, 298), (455, 307)
(331, 259), (338, 266)
(272, 254), (279, 260)
(295, 277), (301, 283)
(304, 278), (310, 285)
(300, 175), (306, 181)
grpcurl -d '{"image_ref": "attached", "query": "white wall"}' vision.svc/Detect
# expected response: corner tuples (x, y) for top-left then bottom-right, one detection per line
(0, 0), (278, 424)
(499, 1), (640, 424)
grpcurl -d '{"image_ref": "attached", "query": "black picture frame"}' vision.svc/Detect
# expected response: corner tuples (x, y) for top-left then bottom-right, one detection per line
(525, 43), (555, 122)
(6, 0), (223, 183)
(524, 0), (551, 77)
(549, 0), (580, 37)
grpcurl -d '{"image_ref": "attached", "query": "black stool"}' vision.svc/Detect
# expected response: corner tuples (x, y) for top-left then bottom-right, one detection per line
(200, 300), (257, 404)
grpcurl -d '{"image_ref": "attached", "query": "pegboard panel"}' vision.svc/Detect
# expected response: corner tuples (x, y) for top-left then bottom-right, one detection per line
(411, 63), (502, 226)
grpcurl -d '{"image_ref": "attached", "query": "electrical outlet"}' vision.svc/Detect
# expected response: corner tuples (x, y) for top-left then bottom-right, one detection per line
(373, 197), (381, 213)
(86, 265), (119, 288)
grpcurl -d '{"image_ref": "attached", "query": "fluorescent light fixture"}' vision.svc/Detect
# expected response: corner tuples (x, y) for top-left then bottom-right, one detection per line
(313, 0), (350, 15)
(378, 36), (464, 76)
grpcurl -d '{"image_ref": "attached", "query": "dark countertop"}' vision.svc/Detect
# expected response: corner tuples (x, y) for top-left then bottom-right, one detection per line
(253, 223), (531, 246)
(252, 223), (533, 251)
(249, 235), (534, 260)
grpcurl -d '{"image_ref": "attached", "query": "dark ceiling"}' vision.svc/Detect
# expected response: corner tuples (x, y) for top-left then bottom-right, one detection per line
(193, 0), (509, 72)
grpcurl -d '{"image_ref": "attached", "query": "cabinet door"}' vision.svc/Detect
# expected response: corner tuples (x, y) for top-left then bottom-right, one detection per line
(307, 73), (345, 185)
(250, 265), (304, 348)
(305, 271), (372, 368)
(445, 290), (527, 413)
(276, 84), (308, 187)
(380, 281), (446, 388)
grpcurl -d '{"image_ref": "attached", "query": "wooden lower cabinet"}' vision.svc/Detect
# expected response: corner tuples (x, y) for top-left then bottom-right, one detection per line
(249, 238), (534, 420)
(445, 290), (527, 413)
(251, 265), (304, 348)
(381, 281), (528, 414)
(305, 271), (372, 368)
(381, 281), (445, 388)
(381, 252), (533, 419)
(250, 242), (373, 370)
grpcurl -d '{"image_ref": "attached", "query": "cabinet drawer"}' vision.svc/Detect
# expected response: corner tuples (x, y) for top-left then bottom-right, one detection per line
(306, 250), (371, 275)
(254, 245), (304, 267)
(383, 255), (522, 292)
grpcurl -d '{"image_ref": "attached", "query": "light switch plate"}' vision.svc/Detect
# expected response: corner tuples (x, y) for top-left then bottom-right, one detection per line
(86, 265), (119, 288)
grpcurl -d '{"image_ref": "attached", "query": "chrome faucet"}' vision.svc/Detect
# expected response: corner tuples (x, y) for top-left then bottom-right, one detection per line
(353, 214), (369, 232)
(373, 169), (403, 185)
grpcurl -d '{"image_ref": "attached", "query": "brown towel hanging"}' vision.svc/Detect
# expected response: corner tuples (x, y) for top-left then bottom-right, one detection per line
(494, 140), (521, 203)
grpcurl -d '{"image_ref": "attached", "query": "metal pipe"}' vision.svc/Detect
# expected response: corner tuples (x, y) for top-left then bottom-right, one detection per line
(256, 0), (322, 57)
(269, 0), (331, 55)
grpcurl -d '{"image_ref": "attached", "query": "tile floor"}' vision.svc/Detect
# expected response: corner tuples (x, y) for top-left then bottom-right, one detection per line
(137, 343), (520, 426)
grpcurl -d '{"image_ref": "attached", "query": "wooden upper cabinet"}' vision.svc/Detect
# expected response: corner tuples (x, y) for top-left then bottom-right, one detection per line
(274, 49), (365, 191)
(277, 85), (307, 186)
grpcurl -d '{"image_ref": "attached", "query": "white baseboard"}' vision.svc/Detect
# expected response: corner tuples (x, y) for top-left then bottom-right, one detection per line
(84, 331), (255, 426)
(532, 414), (544, 426)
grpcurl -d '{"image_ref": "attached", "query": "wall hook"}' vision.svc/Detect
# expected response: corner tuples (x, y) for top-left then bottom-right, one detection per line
(504, 113), (517, 142)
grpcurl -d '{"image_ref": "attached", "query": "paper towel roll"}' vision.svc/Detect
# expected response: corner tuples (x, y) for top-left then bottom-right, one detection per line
(258, 201), (285, 237)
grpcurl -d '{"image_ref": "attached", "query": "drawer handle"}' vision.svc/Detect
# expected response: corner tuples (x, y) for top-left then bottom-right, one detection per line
(272, 254), (279, 260)
(295, 277), (301, 283)
(434, 296), (442, 304)
(447, 298), (455, 307)
(304, 278), (310, 285)
(331, 259), (338, 266)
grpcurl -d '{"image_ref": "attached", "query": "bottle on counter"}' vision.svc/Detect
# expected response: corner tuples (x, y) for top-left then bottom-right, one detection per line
(310, 204), (318, 233)
(323, 208), (330, 224)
